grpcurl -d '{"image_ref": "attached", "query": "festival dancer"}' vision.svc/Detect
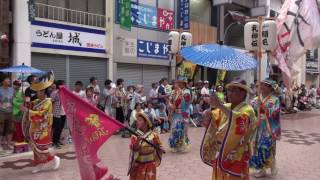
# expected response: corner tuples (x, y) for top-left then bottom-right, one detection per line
(201, 78), (256, 180)
(250, 79), (281, 178)
(128, 112), (163, 180)
(21, 72), (60, 173)
(168, 77), (191, 152)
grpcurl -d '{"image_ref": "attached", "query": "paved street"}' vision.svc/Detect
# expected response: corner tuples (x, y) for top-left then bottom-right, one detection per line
(0, 110), (320, 180)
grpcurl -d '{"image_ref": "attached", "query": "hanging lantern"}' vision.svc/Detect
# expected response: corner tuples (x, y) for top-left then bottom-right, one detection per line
(244, 21), (259, 51)
(262, 20), (277, 51)
(168, 31), (180, 54)
(180, 32), (192, 49)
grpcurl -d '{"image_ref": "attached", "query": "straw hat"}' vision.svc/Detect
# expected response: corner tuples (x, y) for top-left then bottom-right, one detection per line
(226, 78), (251, 93)
(31, 72), (54, 91)
(136, 112), (153, 129)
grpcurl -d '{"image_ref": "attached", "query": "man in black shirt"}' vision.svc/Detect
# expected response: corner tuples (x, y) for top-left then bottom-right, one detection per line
(25, 75), (37, 102)
(158, 78), (169, 104)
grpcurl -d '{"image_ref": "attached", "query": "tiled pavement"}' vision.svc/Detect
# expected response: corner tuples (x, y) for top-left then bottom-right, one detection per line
(0, 110), (319, 180)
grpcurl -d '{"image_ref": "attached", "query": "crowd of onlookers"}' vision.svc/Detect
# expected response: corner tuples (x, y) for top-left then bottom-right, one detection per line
(1, 73), (320, 154)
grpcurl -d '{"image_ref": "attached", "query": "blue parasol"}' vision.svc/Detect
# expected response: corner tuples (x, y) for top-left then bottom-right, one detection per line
(180, 43), (257, 71)
(0, 63), (45, 74)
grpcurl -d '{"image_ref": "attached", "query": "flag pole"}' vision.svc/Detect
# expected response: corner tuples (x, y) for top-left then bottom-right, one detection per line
(124, 126), (166, 154)
(257, 16), (263, 123)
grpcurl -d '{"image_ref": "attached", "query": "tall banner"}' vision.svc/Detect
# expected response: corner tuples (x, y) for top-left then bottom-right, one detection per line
(157, 8), (174, 31)
(273, 0), (320, 87)
(59, 87), (123, 180)
(215, 70), (227, 86)
(178, 0), (190, 30)
(120, 0), (131, 31)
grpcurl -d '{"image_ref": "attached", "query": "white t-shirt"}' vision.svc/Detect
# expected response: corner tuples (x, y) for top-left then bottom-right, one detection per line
(73, 90), (86, 98)
(201, 87), (210, 96)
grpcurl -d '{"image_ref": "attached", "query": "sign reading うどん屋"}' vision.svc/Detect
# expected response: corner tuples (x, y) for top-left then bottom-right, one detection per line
(31, 21), (106, 53)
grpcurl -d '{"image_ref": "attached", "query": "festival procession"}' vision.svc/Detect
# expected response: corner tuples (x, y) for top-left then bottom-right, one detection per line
(0, 0), (320, 180)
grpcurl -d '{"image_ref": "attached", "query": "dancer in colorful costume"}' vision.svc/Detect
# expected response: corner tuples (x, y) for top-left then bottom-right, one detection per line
(128, 112), (163, 180)
(21, 72), (60, 173)
(200, 79), (256, 180)
(168, 77), (191, 152)
(250, 79), (281, 178)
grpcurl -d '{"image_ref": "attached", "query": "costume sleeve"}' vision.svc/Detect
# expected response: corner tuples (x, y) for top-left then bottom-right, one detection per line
(152, 133), (162, 147)
(29, 101), (52, 123)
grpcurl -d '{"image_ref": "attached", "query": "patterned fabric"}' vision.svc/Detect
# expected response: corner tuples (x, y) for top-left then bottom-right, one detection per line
(51, 90), (65, 117)
(129, 131), (162, 180)
(168, 88), (191, 152)
(28, 98), (54, 165)
(250, 95), (281, 170)
(200, 102), (256, 180)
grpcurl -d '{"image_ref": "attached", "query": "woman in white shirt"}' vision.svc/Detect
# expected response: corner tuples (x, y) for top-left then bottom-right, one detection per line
(129, 103), (143, 129)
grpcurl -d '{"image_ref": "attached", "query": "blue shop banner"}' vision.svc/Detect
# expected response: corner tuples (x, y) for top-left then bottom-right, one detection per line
(116, 1), (157, 29)
(178, 0), (190, 30)
(137, 40), (168, 60)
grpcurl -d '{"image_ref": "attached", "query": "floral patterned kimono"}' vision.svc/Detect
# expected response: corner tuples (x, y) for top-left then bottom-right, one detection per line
(28, 98), (54, 165)
(168, 88), (191, 152)
(128, 131), (163, 180)
(250, 95), (281, 170)
(200, 102), (256, 180)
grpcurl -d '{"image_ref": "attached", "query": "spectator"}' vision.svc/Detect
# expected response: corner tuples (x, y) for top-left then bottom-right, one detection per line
(99, 80), (115, 116)
(193, 98), (205, 126)
(149, 83), (158, 107)
(144, 101), (157, 124)
(158, 78), (169, 105)
(12, 80), (24, 143)
(73, 81), (85, 98)
(216, 85), (225, 103)
(0, 76), (14, 150)
(51, 80), (66, 149)
(85, 87), (98, 106)
(209, 84), (216, 95)
(156, 103), (169, 133)
(129, 103), (143, 130)
(309, 85), (317, 107)
(201, 81), (210, 97)
(115, 79), (126, 124)
(88, 77), (100, 95)
(126, 86), (135, 122)
(130, 84), (144, 111)
(25, 75), (37, 102)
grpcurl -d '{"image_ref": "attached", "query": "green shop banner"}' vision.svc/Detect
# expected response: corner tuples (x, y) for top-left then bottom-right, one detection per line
(120, 0), (131, 31)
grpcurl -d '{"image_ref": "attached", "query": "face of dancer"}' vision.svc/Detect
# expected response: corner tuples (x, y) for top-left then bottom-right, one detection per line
(136, 116), (148, 132)
(227, 87), (246, 105)
(37, 89), (46, 100)
(260, 83), (273, 96)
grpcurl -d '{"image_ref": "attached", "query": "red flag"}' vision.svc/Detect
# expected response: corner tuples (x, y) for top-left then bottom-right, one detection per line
(59, 87), (124, 180)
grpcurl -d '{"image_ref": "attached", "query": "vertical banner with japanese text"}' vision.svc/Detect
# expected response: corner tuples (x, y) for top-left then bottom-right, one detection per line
(120, 0), (131, 31)
(157, 8), (174, 31)
(178, 0), (190, 30)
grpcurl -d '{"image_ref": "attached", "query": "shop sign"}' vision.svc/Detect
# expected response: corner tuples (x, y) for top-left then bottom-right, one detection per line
(122, 38), (137, 57)
(119, 0), (132, 31)
(157, 8), (174, 31)
(137, 40), (168, 59)
(31, 21), (106, 53)
(178, 0), (190, 30)
(131, 2), (157, 29)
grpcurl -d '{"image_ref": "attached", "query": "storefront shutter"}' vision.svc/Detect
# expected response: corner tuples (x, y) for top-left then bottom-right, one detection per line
(142, 65), (169, 96)
(117, 63), (143, 87)
(31, 53), (67, 83)
(69, 56), (108, 89)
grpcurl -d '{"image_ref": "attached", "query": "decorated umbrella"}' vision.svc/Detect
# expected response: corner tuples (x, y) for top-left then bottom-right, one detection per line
(0, 63), (46, 92)
(0, 63), (45, 74)
(180, 43), (257, 71)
